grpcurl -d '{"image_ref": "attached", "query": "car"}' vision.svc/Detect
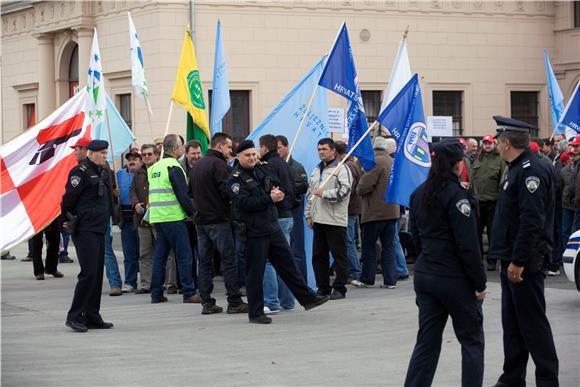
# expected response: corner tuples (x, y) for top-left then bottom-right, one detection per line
(562, 230), (580, 291)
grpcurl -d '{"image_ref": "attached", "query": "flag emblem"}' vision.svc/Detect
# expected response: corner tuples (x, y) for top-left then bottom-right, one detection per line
(187, 70), (206, 109)
(403, 122), (430, 167)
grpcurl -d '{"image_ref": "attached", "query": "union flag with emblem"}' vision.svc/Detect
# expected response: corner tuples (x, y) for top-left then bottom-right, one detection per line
(0, 91), (90, 252)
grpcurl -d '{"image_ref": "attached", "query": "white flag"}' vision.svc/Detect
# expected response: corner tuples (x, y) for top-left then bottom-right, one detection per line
(381, 38), (412, 111)
(128, 12), (152, 114)
(86, 28), (107, 131)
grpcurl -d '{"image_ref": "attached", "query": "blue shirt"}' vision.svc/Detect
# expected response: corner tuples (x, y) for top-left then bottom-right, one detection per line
(116, 168), (134, 206)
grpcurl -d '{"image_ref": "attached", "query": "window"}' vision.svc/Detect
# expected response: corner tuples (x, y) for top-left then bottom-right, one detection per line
(23, 103), (36, 129)
(68, 45), (79, 97)
(361, 90), (382, 125)
(433, 91), (463, 136)
(208, 90), (250, 144)
(575, 1), (580, 28)
(510, 91), (539, 136)
(118, 94), (132, 129)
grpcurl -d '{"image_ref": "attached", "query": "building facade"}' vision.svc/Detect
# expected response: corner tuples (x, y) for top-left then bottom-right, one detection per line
(2, 0), (580, 145)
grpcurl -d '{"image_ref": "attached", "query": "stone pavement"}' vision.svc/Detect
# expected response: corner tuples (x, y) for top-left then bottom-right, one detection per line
(1, 234), (579, 387)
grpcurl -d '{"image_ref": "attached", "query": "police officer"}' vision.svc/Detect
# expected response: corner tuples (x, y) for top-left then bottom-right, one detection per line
(61, 140), (114, 332)
(489, 116), (559, 387)
(404, 139), (487, 387)
(228, 140), (330, 324)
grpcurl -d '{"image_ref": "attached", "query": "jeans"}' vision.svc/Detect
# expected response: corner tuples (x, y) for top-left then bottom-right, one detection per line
(346, 215), (362, 279)
(121, 219), (140, 288)
(196, 222), (242, 305)
(150, 221), (196, 301)
(264, 218), (295, 310)
(59, 230), (70, 258)
(359, 219), (397, 286)
(394, 218), (409, 277)
(290, 206), (307, 282)
(104, 221), (122, 289)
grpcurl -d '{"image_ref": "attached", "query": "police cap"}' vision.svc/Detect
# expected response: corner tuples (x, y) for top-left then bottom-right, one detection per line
(87, 139), (109, 151)
(432, 139), (464, 162)
(236, 140), (255, 154)
(493, 115), (535, 136)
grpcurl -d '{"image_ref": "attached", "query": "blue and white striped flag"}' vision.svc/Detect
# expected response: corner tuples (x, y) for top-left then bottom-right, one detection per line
(128, 12), (152, 114)
(86, 28), (107, 132)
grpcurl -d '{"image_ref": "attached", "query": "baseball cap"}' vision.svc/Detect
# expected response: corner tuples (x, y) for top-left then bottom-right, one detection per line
(70, 137), (91, 149)
(482, 134), (494, 143)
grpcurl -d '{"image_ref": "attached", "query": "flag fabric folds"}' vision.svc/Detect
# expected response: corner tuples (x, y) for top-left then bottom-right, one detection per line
(0, 91), (90, 252)
(172, 30), (210, 142)
(187, 114), (210, 154)
(560, 81), (580, 139)
(318, 22), (375, 171)
(544, 49), (565, 135)
(91, 93), (136, 161)
(247, 57), (329, 289)
(86, 28), (107, 132)
(210, 20), (231, 136)
(381, 38), (412, 112)
(377, 74), (430, 208)
(128, 12), (152, 114)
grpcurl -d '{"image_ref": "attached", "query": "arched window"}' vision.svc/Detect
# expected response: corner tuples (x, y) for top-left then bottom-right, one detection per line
(68, 45), (78, 97)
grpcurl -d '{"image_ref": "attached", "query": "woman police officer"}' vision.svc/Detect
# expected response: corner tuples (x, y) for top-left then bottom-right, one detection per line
(404, 139), (487, 387)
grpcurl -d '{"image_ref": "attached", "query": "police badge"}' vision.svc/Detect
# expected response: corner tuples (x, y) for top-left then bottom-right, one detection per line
(525, 176), (540, 193)
(70, 176), (81, 188)
(456, 199), (471, 217)
(231, 183), (240, 195)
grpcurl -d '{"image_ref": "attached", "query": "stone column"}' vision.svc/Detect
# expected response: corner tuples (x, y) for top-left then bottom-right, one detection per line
(37, 33), (56, 120)
(76, 27), (93, 88)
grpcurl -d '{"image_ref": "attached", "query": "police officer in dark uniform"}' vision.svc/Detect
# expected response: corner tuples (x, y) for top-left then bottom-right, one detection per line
(405, 139), (487, 387)
(61, 139), (114, 332)
(489, 116), (559, 387)
(228, 140), (330, 324)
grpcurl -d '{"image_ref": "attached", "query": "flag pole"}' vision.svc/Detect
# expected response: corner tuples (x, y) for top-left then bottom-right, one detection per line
(104, 109), (119, 187)
(161, 100), (175, 158)
(309, 120), (379, 201)
(145, 97), (154, 133)
(286, 84), (320, 162)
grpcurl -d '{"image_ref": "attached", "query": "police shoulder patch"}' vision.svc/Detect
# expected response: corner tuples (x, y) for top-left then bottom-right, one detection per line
(525, 176), (540, 193)
(70, 175), (81, 188)
(456, 198), (471, 217)
(231, 183), (240, 195)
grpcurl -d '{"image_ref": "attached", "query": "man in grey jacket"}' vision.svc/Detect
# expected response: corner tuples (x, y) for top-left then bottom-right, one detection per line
(305, 138), (352, 300)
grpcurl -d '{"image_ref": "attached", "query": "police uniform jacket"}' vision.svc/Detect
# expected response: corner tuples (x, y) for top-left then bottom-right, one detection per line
(410, 178), (486, 292)
(260, 150), (295, 219)
(61, 158), (113, 234)
(489, 148), (555, 267)
(228, 163), (279, 237)
(288, 157), (308, 208)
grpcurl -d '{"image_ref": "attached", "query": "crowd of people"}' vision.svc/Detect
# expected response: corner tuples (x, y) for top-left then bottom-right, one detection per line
(3, 115), (574, 386)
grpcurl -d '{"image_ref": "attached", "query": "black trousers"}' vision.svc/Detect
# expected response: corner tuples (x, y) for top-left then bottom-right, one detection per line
(312, 222), (348, 295)
(67, 231), (105, 324)
(478, 200), (496, 262)
(498, 262), (559, 387)
(245, 230), (316, 319)
(31, 219), (60, 276)
(405, 272), (484, 387)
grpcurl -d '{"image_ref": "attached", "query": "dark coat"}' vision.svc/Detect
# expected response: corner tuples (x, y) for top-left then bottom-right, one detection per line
(260, 150), (295, 219)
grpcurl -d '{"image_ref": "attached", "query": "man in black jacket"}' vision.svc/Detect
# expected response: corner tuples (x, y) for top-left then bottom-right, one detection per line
(228, 140), (329, 324)
(276, 135), (309, 281)
(189, 132), (247, 315)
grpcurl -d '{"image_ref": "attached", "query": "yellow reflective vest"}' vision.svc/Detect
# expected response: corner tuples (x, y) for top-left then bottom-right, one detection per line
(147, 157), (187, 223)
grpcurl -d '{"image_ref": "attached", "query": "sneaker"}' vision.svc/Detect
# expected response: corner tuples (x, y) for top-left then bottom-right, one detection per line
(330, 290), (345, 300)
(227, 302), (249, 314)
(59, 256), (74, 263)
(1, 253), (16, 260)
(122, 285), (136, 293)
(263, 306), (280, 315)
(547, 270), (560, 276)
(350, 279), (372, 288)
(249, 315), (272, 324)
(202, 303), (223, 315)
(380, 284), (397, 289)
(109, 288), (122, 296)
(20, 256), (33, 262)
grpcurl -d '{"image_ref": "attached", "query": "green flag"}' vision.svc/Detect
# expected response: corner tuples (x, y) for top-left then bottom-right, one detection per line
(186, 113), (209, 154)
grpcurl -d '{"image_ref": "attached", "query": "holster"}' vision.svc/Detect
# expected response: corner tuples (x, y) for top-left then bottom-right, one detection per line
(63, 212), (79, 235)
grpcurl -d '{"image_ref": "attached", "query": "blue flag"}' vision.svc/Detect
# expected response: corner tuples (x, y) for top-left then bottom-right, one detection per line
(93, 93), (136, 162)
(560, 81), (580, 138)
(247, 57), (329, 289)
(544, 49), (565, 135)
(210, 20), (231, 136)
(377, 74), (430, 207)
(318, 22), (375, 171)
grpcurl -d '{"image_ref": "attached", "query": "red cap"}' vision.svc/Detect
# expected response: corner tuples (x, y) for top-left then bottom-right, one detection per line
(482, 134), (494, 143)
(570, 136), (580, 147)
(70, 137), (91, 149)
(529, 141), (540, 154)
(560, 150), (572, 164)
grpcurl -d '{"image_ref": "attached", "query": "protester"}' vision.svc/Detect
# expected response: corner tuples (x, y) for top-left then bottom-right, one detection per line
(554, 150), (576, 275)
(30, 219), (62, 280)
(405, 138), (486, 387)
(181, 140), (202, 177)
